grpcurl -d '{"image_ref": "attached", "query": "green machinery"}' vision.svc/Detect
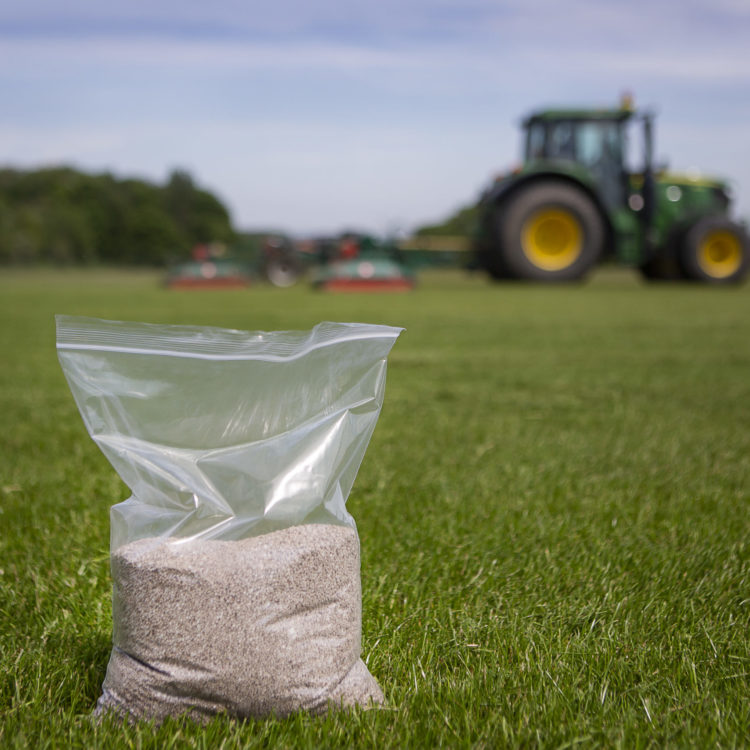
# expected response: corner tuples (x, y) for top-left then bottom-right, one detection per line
(474, 99), (749, 283)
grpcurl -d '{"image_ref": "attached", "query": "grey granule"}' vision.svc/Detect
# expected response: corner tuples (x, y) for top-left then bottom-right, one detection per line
(96, 523), (384, 723)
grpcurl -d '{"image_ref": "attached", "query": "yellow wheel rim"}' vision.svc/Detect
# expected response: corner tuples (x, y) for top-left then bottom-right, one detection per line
(698, 230), (742, 279)
(521, 208), (582, 271)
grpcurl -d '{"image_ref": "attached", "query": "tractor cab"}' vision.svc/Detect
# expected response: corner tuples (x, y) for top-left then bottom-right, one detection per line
(522, 105), (650, 214)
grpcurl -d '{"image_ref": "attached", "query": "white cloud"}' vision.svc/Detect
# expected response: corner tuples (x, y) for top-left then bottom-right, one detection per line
(2, 17), (749, 88)
(1, 0), (749, 233)
(0, 124), (128, 162)
(0, 37), (423, 71)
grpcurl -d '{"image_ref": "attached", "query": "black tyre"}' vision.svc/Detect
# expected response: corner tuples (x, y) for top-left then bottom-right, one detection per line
(495, 182), (605, 281)
(679, 216), (749, 284)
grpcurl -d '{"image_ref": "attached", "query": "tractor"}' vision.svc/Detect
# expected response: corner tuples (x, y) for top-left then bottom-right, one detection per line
(474, 98), (749, 283)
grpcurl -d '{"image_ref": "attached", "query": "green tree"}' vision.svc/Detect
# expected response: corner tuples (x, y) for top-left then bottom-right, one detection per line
(414, 203), (479, 237)
(165, 169), (234, 249)
(0, 166), (236, 266)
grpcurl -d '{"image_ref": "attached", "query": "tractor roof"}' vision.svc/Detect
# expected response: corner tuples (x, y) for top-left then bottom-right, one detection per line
(523, 107), (635, 126)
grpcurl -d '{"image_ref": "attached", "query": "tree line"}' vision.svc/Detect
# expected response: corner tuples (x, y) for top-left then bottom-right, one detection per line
(413, 203), (478, 238)
(0, 167), (234, 265)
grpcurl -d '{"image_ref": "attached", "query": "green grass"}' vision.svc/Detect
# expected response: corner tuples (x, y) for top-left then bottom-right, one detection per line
(1, 267), (749, 748)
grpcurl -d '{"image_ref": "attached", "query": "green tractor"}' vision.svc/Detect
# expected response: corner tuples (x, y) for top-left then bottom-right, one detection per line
(474, 99), (749, 283)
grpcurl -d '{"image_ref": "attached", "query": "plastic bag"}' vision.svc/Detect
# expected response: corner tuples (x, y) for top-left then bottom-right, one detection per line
(56, 316), (403, 723)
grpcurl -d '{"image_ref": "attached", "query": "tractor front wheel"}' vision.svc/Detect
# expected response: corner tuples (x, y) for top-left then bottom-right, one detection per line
(679, 217), (749, 284)
(495, 182), (604, 281)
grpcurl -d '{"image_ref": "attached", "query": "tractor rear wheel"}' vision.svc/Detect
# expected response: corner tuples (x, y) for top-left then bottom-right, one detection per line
(679, 217), (749, 284)
(495, 182), (604, 281)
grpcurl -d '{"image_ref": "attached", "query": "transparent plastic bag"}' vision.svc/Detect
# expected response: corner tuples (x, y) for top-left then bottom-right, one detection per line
(56, 316), (402, 722)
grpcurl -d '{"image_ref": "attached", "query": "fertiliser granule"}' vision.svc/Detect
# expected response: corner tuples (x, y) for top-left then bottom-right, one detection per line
(96, 523), (383, 723)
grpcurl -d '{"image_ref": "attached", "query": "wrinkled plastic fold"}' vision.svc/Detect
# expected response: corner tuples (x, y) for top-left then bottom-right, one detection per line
(56, 316), (403, 548)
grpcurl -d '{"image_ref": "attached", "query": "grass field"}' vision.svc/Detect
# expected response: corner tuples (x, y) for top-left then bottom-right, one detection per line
(1, 267), (749, 748)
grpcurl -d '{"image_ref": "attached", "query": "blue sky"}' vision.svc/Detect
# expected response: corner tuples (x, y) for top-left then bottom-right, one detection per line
(1, 0), (749, 236)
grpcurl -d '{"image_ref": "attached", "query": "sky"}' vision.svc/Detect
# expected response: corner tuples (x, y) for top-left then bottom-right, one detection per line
(1, 0), (749, 237)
